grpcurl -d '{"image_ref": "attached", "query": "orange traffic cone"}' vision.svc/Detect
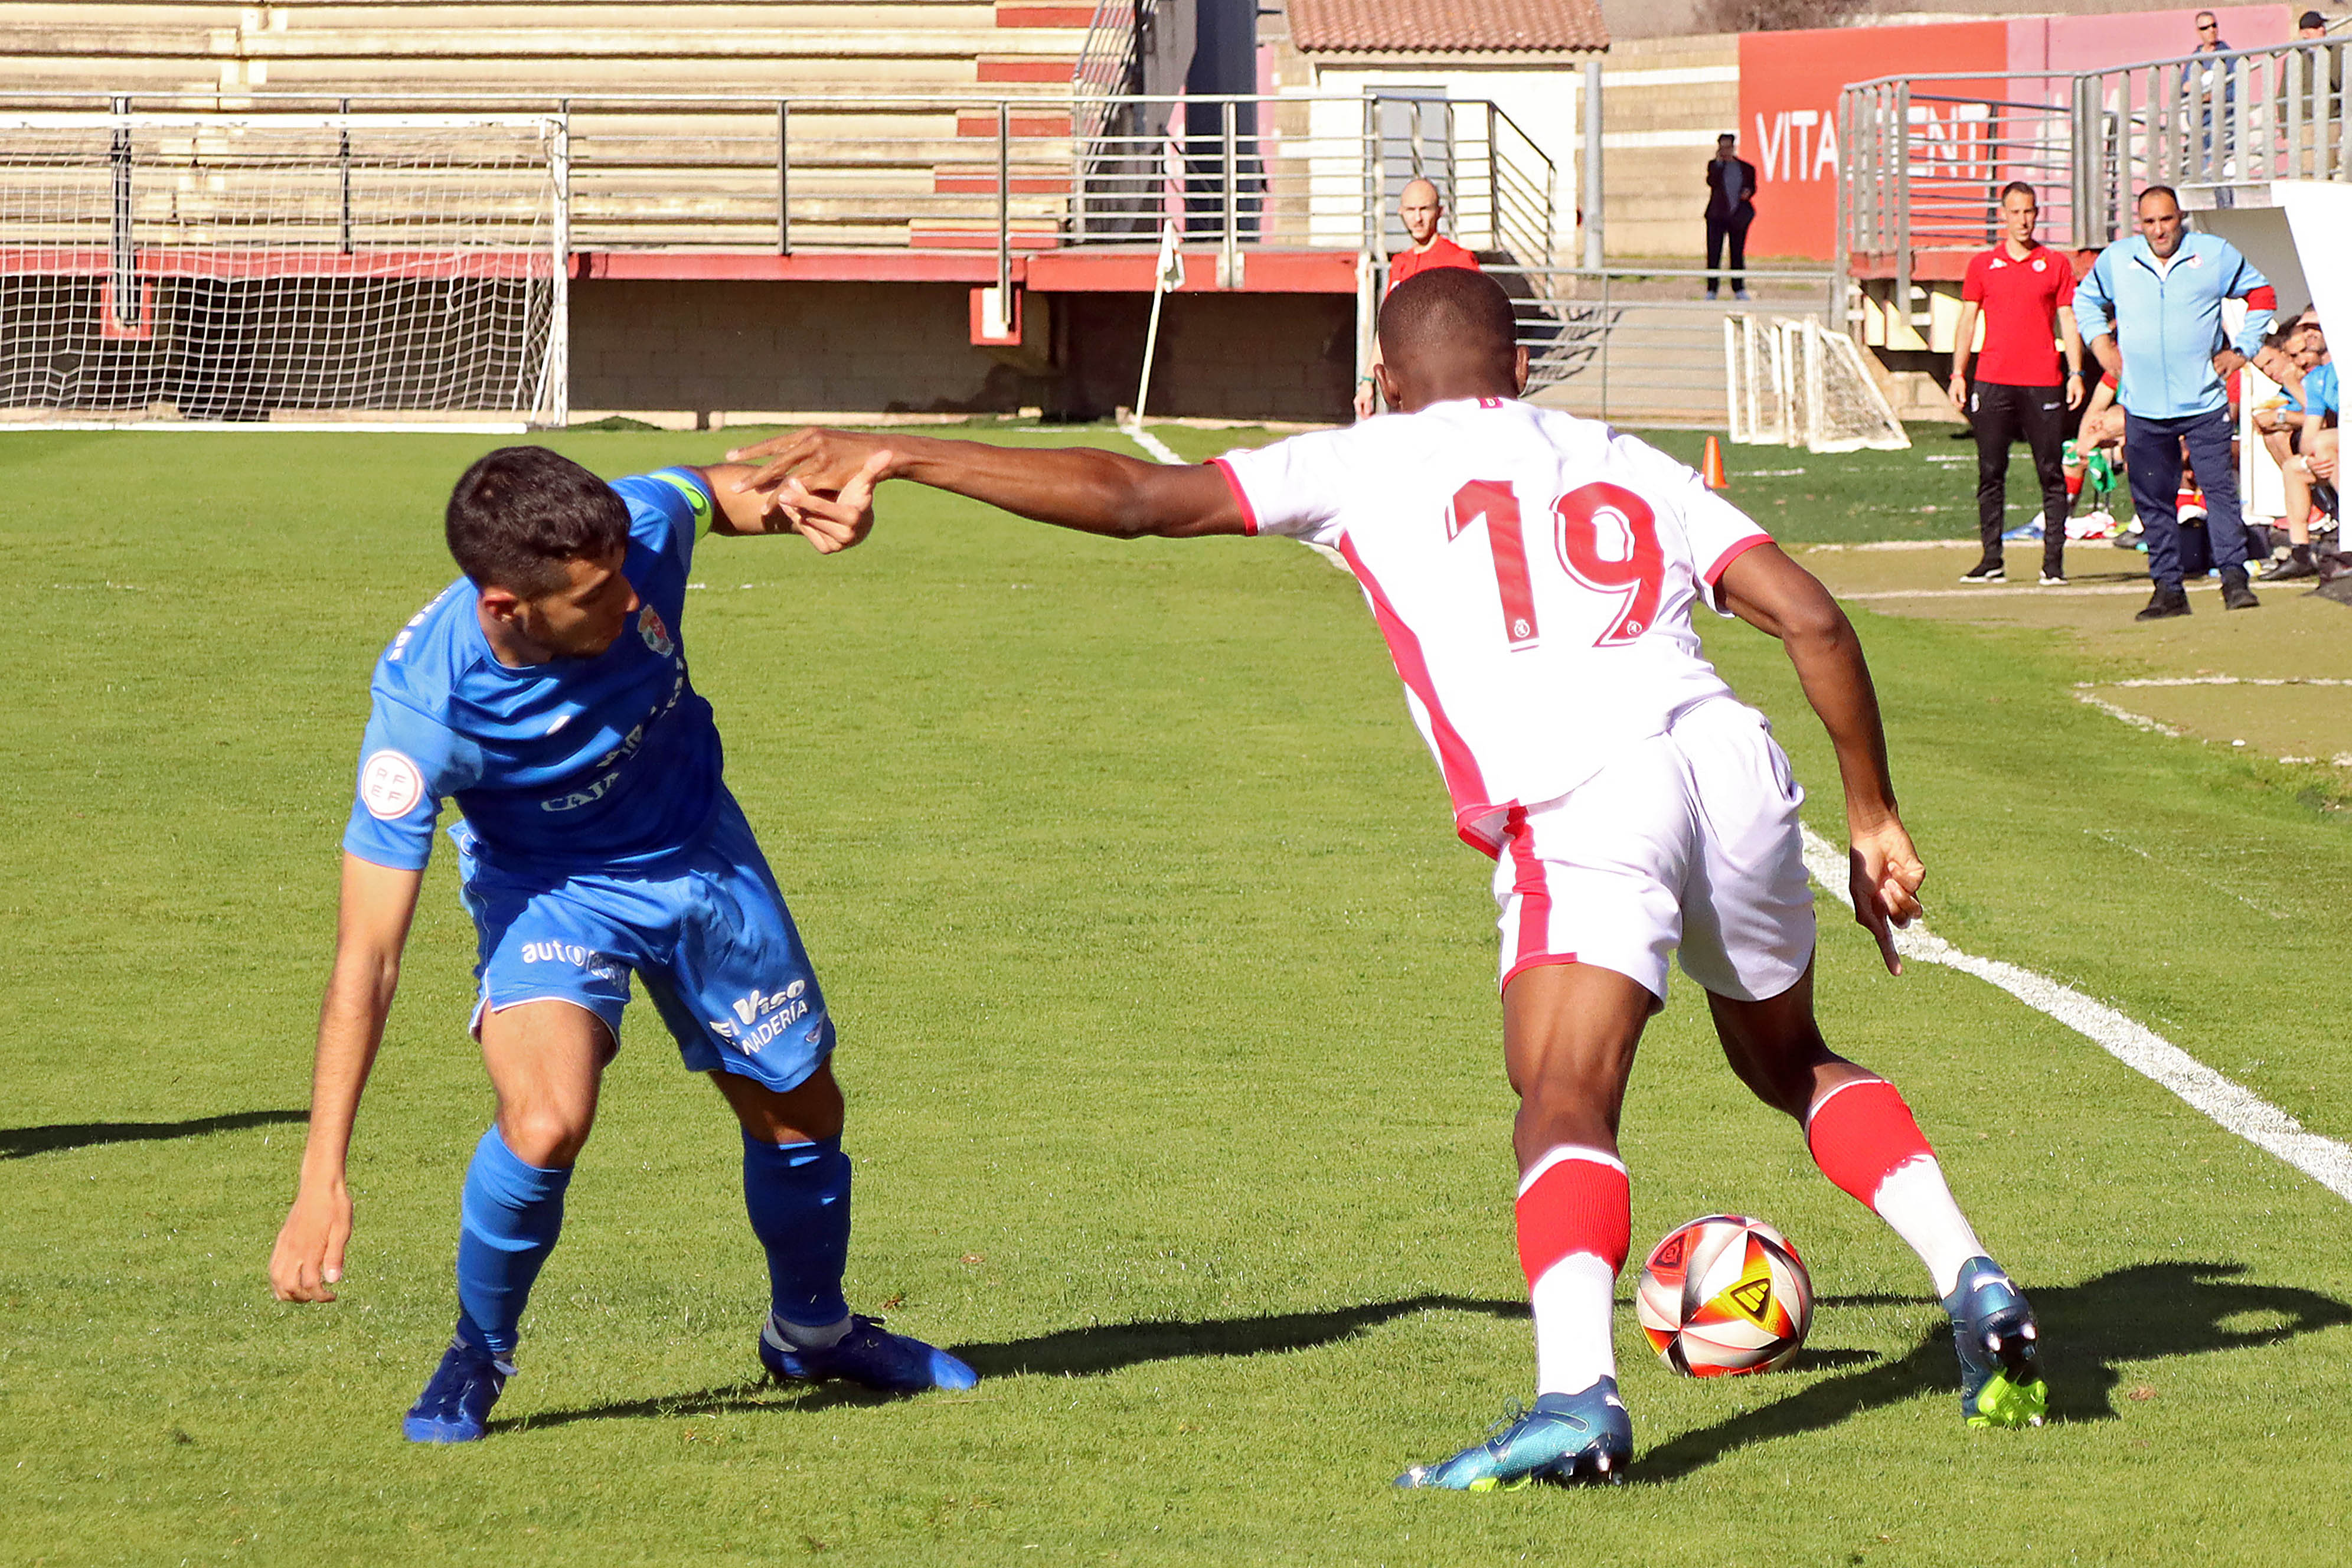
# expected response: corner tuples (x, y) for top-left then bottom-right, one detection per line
(1701, 435), (1728, 491)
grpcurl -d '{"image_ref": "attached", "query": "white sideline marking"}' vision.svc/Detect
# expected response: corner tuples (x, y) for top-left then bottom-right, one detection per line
(2080, 828), (2291, 920)
(2073, 691), (2183, 736)
(1797, 824), (2352, 1203)
(2099, 675), (2352, 688)
(1119, 419), (1184, 466)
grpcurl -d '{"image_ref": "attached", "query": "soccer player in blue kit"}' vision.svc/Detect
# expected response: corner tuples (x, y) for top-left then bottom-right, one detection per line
(267, 445), (975, 1442)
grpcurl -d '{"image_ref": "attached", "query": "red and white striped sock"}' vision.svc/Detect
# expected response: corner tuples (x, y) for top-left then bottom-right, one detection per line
(1515, 1145), (1631, 1397)
(1806, 1077), (1984, 1297)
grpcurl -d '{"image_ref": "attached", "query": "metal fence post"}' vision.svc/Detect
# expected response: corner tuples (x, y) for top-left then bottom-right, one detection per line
(1893, 81), (1911, 334)
(776, 99), (789, 254)
(549, 107), (571, 427)
(1598, 267), (1611, 421)
(1220, 97), (1239, 288)
(997, 99), (1012, 299)
(338, 96), (353, 256)
(1580, 57), (1603, 269)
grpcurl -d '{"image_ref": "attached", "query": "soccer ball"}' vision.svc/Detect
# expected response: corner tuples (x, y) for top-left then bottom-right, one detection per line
(1634, 1214), (1813, 1377)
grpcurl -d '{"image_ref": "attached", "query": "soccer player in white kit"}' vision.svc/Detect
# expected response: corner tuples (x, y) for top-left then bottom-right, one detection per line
(732, 269), (2048, 1487)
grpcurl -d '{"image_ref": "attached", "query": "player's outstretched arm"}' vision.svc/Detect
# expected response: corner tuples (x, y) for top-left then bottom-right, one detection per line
(729, 428), (1247, 540)
(688, 453), (889, 554)
(270, 853), (424, 1304)
(1717, 543), (1924, 975)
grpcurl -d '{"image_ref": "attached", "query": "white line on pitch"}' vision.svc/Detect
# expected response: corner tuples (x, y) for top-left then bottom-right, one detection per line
(2080, 827), (2291, 920)
(1120, 419), (1185, 466)
(1798, 824), (2352, 1203)
(2096, 675), (2352, 688)
(2073, 691), (2183, 736)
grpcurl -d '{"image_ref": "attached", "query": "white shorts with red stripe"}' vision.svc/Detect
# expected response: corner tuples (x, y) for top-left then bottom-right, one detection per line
(1493, 697), (1815, 1004)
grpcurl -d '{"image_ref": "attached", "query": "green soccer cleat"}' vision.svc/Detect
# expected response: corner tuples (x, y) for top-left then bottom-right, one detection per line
(1395, 1378), (1634, 1491)
(1942, 1256), (2047, 1429)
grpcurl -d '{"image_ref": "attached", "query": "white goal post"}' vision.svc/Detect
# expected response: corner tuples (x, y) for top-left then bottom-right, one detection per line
(1723, 313), (1909, 454)
(0, 112), (567, 430)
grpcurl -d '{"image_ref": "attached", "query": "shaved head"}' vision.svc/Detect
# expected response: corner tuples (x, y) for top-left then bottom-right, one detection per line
(1379, 266), (1517, 377)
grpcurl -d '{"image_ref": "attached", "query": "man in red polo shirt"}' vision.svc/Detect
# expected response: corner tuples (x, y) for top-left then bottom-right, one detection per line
(1949, 181), (2086, 584)
(1355, 178), (1483, 418)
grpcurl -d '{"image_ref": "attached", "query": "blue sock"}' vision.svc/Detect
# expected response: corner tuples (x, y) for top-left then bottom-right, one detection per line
(452, 1126), (571, 1357)
(742, 1131), (851, 1333)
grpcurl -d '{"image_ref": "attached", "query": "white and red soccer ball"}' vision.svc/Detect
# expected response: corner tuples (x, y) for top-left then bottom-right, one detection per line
(1635, 1214), (1813, 1377)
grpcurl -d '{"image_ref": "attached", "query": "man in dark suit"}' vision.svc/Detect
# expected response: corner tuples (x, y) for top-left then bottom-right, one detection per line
(1705, 132), (1758, 302)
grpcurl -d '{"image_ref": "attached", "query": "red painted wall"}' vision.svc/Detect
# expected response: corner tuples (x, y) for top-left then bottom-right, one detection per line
(1738, 22), (2008, 261)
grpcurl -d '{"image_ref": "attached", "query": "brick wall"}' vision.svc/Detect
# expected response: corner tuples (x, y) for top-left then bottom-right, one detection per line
(570, 279), (1354, 426)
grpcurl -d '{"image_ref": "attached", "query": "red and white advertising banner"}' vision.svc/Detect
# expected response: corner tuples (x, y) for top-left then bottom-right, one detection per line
(1738, 21), (2008, 262)
(1737, 6), (2293, 262)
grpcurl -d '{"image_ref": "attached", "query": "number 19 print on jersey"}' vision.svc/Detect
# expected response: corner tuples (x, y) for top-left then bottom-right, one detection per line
(1214, 399), (1772, 856)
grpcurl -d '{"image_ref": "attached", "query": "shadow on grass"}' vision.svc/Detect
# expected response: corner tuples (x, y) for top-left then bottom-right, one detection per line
(1635, 1260), (2352, 1483)
(0, 1109), (306, 1159)
(497, 1265), (2349, 1455)
(501, 1293), (1525, 1433)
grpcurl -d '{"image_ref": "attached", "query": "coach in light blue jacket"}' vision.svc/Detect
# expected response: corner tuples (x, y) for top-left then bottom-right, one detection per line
(2072, 185), (2275, 620)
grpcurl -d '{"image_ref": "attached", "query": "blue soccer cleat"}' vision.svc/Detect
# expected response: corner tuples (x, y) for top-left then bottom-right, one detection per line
(1943, 1256), (2047, 1429)
(402, 1332), (514, 1443)
(1395, 1378), (1634, 1491)
(757, 1312), (978, 1394)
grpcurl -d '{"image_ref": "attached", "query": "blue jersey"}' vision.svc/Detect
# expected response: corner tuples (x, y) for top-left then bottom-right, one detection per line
(2307, 361), (2339, 419)
(343, 468), (723, 877)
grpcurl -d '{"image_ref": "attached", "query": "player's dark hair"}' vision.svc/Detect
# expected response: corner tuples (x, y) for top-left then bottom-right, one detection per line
(445, 446), (632, 594)
(1998, 179), (2037, 204)
(1378, 267), (1518, 378)
(2263, 319), (2303, 352)
(2137, 184), (2180, 211)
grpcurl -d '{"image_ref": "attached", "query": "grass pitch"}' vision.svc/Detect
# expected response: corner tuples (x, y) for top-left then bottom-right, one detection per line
(5, 425), (2351, 1566)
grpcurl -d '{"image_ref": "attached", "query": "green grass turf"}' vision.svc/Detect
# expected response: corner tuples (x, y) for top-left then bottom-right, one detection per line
(4, 427), (2350, 1566)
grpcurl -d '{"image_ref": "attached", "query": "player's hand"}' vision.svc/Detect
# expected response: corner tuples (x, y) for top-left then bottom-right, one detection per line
(1847, 818), (1925, 976)
(2213, 348), (2248, 379)
(760, 447), (891, 555)
(2065, 371), (2086, 410)
(270, 1177), (352, 1303)
(1946, 373), (1968, 414)
(731, 427), (900, 497)
(1353, 381), (1377, 421)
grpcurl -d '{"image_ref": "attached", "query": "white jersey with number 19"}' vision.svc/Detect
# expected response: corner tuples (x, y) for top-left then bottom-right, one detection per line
(1214, 397), (1773, 857)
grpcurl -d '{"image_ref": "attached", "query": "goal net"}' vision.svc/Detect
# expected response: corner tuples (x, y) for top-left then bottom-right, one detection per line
(0, 113), (566, 429)
(1723, 313), (1909, 453)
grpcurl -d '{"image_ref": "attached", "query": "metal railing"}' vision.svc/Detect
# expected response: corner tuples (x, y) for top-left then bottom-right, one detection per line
(0, 89), (1560, 279)
(1501, 265), (1842, 426)
(1843, 31), (2349, 279)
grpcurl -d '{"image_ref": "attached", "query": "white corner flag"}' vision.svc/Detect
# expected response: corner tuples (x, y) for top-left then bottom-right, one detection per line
(1155, 220), (1186, 294)
(1132, 222), (1185, 432)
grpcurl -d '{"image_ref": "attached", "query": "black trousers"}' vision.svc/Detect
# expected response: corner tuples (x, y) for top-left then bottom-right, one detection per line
(2123, 406), (2249, 590)
(1705, 210), (1752, 295)
(1970, 380), (2071, 572)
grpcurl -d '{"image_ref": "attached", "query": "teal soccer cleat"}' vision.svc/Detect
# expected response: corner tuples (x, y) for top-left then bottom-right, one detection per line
(1943, 1257), (2047, 1429)
(758, 1312), (978, 1394)
(401, 1333), (514, 1443)
(1395, 1378), (1634, 1490)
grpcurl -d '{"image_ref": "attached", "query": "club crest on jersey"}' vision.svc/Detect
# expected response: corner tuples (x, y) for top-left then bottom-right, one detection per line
(638, 605), (674, 658)
(359, 750), (426, 820)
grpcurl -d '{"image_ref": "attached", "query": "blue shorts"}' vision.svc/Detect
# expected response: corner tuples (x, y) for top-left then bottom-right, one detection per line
(456, 790), (835, 1093)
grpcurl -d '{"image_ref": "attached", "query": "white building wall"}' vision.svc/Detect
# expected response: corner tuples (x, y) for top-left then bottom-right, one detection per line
(1299, 64), (1582, 261)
